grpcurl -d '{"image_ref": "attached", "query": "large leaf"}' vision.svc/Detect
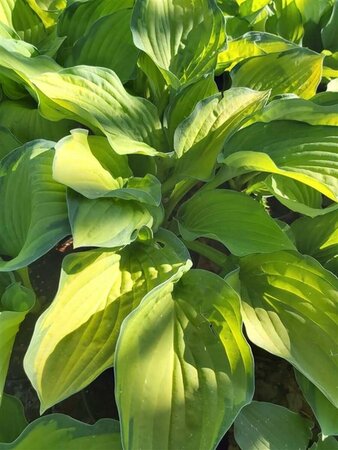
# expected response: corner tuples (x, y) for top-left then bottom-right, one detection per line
(131, 0), (226, 87)
(239, 251), (338, 406)
(217, 31), (296, 72)
(65, 9), (138, 83)
(0, 415), (122, 450)
(30, 66), (165, 156)
(0, 394), (27, 443)
(178, 190), (295, 256)
(231, 47), (323, 99)
(220, 121), (338, 201)
(0, 140), (69, 271)
(173, 88), (269, 180)
(291, 210), (338, 274)
(0, 283), (35, 402)
(250, 96), (338, 126)
(115, 269), (254, 450)
(67, 191), (156, 248)
(0, 99), (76, 142)
(296, 371), (338, 438)
(24, 231), (190, 411)
(234, 401), (312, 450)
(54, 129), (161, 205)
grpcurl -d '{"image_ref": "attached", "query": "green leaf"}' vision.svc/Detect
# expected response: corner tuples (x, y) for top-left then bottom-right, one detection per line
(0, 127), (21, 160)
(220, 121), (338, 201)
(266, 0), (304, 43)
(310, 436), (338, 450)
(65, 9), (138, 83)
(24, 231), (190, 411)
(67, 191), (155, 248)
(178, 190), (295, 256)
(54, 129), (161, 205)
(164, 75), (218, 148)
(249, 96), (338, 126)
(0, 394), (27, 442)
(0, 415), (122, 450)
(231, 47), (323, 99)
(0, 99), (76, 142)
(0, 0), (47, 45)
(321, 0), (338, 52)
(174, 88), (269, 180)
(131, 0), (226, 87)
(217, 31), (295, 72)
(239, 251), (338, 406)
(115, 269), (253, 450)
(30, 66), (165, 156)
(234, 401), (312, 450)
(57, 0), (133, 52)
(295, 371), (338, 438)
(291, 210), (338, 274)
(264, 175), (338, 217)
(0, 140), (69, 271)
(0, 283), (35, 402)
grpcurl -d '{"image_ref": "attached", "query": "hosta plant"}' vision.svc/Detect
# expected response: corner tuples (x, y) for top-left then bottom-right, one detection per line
(0, 0), (337, 449)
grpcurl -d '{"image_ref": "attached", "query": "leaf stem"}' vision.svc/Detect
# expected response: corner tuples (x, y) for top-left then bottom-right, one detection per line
(182, 239), (228, 267)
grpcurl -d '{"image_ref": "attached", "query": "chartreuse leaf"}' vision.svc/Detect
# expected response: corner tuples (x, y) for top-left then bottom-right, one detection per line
(234, 401), (312, 450)
(67, 191), (156, 248)
(291, 210), (338, 274)
(217, 31), (295, 72)
(266, 0), (304, 43)
(0, 99), (76, 142)
(295, 371), (338, 438)
(0, 283), (35, 402)
(30, 66), (165, 156)
(231, 47), (323, 99)
(164, 75), (218, 147)
(250, 96), (338, 126)
(0, 394), (27, 442)
(220, 121), (338, 201)
(174, 88), (269, 180)
(115, 269), (253, 450)
(131, 0), (226, 87)
(239, 251), (338, 406)
(0, 414), (122, 450)
(264, 175), (338, 217)
(66, 9), (138, 83)
(0, 0), (47, 45)
(54, 129), (161, 205)
(310, 436), (338, 450)
(177, 190), (295, 256)
(24, 231), (190, 411)
(0, 140), (69, 271)
(0, 127), (21, 160)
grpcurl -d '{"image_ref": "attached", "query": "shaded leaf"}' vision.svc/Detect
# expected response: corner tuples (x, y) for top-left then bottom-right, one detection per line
(0, 394), (27, 442)
(234, 401), (312, 450)
(0, 140), (69, 271)
(239, 251), (338, 406)
(178, 189), (295, 256)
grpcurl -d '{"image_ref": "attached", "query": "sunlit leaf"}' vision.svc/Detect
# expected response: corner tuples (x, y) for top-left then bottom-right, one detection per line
(115, 269), (253, 450)
(24, 231), (190, 411)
